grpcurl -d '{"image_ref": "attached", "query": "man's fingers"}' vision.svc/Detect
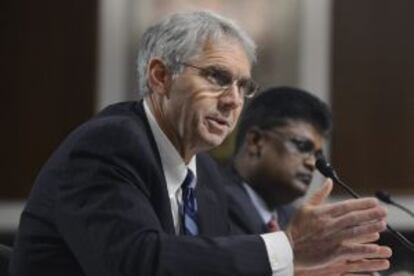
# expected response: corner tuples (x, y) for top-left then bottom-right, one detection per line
(321, 205), (386, 243)
(345, 232), (380, 243)
(291, 185), (392, 269)
(331, 207), (387, 230)
(339, 244), (392, 261)
(307, 178), (333, 206)
(321, 197), (382, 218)
(344, 258), (390, 272)
(335, 220), (386, 241)
(296, 257), (389, 276)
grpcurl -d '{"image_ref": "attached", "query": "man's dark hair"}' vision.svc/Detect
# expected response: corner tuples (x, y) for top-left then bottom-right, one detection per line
(235, 86), (332, 153)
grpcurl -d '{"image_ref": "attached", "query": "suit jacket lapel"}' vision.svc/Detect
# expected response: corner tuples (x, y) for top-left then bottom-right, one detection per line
(196, 183), (220, 235)
(134, 101), (175, 234)
(229, 182), (267, 233)
(226, 167), (267, 234)
(277, 204), (296, 230)
(195, 161), (221, 236)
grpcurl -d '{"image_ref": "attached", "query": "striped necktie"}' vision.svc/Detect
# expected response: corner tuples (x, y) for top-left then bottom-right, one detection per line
(181, 169), (199, 235)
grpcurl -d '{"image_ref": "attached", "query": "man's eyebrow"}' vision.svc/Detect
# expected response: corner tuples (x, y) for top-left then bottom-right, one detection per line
(204, 64), (230, 72)
(295, 136), (313, 142)
(291, 136), (317, 149)
(204, 64), (251, 80)
(286, 133), (313, 141)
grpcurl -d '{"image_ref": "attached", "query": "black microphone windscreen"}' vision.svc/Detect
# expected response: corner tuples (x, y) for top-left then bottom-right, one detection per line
(315, 158), (334, 178)
(375, 190), (393, 204)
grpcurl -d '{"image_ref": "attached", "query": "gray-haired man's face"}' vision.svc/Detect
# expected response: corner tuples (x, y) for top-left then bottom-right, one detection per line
(164, 39), (251, 152)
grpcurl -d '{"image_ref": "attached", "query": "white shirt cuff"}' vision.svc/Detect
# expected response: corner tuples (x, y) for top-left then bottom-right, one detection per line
(260, 232), (294, 276)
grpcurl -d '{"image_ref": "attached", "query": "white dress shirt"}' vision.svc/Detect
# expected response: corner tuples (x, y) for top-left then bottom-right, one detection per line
(144, 99), (196, 234)
(143, 99), (293, 275)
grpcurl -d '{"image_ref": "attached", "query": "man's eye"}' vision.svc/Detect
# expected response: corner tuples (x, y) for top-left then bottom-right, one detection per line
(238, 79), (249, 90)
(291, 139), (314, 153)
(204, 69), (232, 87)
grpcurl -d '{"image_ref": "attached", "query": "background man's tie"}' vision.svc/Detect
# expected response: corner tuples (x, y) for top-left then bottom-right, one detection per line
(181, 169), (199, 235)
(267, 215), (280, 232)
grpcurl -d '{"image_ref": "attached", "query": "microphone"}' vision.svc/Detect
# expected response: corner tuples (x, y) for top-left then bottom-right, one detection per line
(376, 190), (414, 218)
(375, 190), (393, 204)
(315, 155), (414, 251)
(314, 158), (339, 180)
(315, 158), (359, 199)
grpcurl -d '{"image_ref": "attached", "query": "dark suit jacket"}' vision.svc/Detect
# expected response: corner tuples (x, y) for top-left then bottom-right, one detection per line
(10, 101), (271, 276)
(0, 244), (11, 276)
(225, 166), (295, 235)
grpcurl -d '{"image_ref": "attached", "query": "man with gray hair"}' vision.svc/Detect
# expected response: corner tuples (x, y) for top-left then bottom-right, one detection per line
(11, 11), (391, 276)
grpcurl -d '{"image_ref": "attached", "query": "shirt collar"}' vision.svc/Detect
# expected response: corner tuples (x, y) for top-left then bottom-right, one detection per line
(143, 98), (197, 197)
(242, 182), (277, 224)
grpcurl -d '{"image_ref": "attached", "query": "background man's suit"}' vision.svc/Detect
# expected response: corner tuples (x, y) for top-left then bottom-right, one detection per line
(11, 101), (271, 276)
(225, 167), (295, 235)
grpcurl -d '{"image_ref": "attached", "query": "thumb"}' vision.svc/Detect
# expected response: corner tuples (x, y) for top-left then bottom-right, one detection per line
(307, 178), (333, 206)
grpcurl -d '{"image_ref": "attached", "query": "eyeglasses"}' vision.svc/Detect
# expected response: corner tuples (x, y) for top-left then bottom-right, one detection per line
(265, 130), (323, 160)
(178, 62), (259, 98)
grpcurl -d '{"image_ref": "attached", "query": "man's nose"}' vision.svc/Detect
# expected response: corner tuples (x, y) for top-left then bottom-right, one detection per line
(218, 83), (243, 109)
(304, 153), (317, 171)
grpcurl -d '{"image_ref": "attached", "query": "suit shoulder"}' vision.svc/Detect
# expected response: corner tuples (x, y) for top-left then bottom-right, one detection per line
(86, 101), (146, 132)
(64, 101), (150, 147)
(43, 100), (159, 178)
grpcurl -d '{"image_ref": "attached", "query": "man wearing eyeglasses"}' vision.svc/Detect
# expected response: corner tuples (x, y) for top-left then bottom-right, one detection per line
(227, 87), (330, 233)
(12, 11), (390, 276)
(226, 86), (389, 274)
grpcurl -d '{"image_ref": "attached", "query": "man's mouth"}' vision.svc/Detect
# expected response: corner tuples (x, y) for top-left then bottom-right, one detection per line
(205, 116), (230, 131)
(296, 173), (313, 187)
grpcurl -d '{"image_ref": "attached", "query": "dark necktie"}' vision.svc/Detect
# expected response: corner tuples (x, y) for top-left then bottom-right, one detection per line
(181, 169), (199, 235)
(267, 215), (280, 232)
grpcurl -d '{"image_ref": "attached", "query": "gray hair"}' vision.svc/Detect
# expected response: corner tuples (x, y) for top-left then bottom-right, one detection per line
(136, 10), (257, 97)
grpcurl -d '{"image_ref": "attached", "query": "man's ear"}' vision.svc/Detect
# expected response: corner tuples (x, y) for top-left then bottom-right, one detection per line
(245, 127), (264, 158)
(147, 58), (173, 97)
